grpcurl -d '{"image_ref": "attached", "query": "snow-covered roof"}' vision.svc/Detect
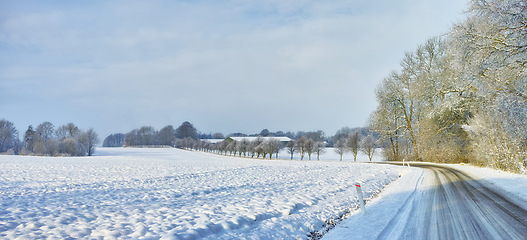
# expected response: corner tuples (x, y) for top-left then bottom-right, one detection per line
(199, 139), (225, 144)
(227, 136), (292, 142)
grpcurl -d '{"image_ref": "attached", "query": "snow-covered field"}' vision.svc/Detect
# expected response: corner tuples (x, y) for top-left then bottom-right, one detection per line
(0, 147), (405, 239)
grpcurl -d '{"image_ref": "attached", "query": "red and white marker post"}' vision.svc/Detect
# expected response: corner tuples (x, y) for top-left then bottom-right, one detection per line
(355, 183), (366, 214)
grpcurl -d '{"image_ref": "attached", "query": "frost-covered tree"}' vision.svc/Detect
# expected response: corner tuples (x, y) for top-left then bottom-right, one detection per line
(23, 125), (36, 153)
(36, 121), (55, 140)
(332, 127), (353, 144)
(256, 142), (266, 159)
(314, 141), (325, 160)
(305, 130), (325, 143)
(55, 123), (80, 141)
(265, 138), (282, 159)
(124, 129), (138, 146)
(295, 136), (307, 160)
(139, 126), (157, 145)
(0, 119), (20, 154)
(124, 126), (158, 146)
(59, 138), (80, 156)
(334, 139), (347, 161)
(445, 0), (527, 172)
(360, 135), (376, 162)
(33, 122), (58, 155)
(237, 139), (249, 157)
(370, 36), (465, 162)
(248, 138), (262, 158)
(228, 140), (237, 156)
(158, 125), (176, 146)
(347, 131), (360, 161)
(305, 139), (315, 160)
(369, 0), (527, 172)
(17, 121), (99, 156)
(286, 140), (295, 160)
(79, 128), (99, 156)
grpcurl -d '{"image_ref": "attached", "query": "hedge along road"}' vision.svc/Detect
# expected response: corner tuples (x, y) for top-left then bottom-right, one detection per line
(376, 162), (527, 240)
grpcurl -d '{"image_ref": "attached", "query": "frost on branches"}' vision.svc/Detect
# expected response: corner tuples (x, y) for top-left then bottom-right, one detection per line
(370, 0), (527, 173)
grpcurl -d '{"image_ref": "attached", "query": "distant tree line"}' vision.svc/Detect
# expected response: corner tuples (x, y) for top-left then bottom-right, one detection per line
(369, 0), (527, 173)
(0, 119), (99, 156)
(104, 121), (200, 147)
(103, 133), (124, 147)
(102, 119), (383, 161)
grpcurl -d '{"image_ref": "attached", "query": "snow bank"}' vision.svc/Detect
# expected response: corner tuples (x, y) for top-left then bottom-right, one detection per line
(0, 148), (405, 239)
(448, 163), (527, 204)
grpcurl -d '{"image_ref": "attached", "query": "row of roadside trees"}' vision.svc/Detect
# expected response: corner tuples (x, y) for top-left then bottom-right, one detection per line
(178, 137), (286, 159)
(177, 132), (377, 161)
(177, 136), (328, 160)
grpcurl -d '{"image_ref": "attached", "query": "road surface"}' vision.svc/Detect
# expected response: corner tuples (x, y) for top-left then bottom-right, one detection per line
(323, 163), (527, 240)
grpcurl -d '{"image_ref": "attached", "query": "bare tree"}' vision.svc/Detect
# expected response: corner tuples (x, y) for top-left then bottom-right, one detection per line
(305, 130), (325, 142)
(237, 139), (249, 157)
(332, 127), (353, 144)
(256, 142), (266, 159)
(305, 139), (315, 160)
(314, 141), (325, 160)
(78, 128), (99, 156)
(55, 123), (80, 141)
(286, 140), (295, 160)
(175, 121), (198, 140)
(347, 131), (360, 161)
(295, 136), (307, 160)
(360, 135), (376, 162)
(334, 139), (347, 161)
(23, 125), (35, 153)
(249, 137), (263, 158)
(60, 138), (80, 156)
(228, 140), (237, 156)
(158, 125), (175, 146)
(0, 119), (20, 154)
(266, 138), (282, 159)
(36, 122), (55, 140)
(34, 122), (57, 155)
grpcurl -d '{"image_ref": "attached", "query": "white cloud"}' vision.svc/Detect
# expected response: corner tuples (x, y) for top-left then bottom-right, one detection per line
(0, 0), (468, 137)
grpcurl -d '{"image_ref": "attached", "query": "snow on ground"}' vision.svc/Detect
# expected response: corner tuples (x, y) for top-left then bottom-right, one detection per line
(0, 147), (405, 239)
(322, 163), (527, 240)
(322, 166), (421, 240)
(448, 163), (527, 205)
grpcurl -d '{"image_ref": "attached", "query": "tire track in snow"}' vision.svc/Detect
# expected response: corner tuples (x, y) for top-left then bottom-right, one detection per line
(375, 168), (424, 239)
(384, 163), (527, 240)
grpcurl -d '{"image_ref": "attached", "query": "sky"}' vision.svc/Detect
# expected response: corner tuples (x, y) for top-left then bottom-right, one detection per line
(0, 0), (469, 139)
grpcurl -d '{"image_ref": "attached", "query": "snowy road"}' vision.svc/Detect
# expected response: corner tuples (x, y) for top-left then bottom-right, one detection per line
(324, 163), (527, 240)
